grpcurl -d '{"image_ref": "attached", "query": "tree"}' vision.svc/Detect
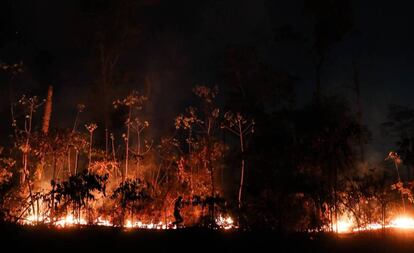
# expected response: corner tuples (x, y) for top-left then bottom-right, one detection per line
(41, 86), (53, 135)
(175, 85), (226, 223)
(52, 171), (108, 224)
(113, 91), (147, 181)
(111, 178), (152, 226)
(383, 105), (414, 180)
(222, 111), (254, 208)
(85, 123), (98, 171)
(304, 0), (355, 98)
(0, 148), (14, 220)
(130, 118), (151, 178)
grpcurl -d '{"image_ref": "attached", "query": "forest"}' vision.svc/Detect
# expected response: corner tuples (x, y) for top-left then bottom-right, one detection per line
(1, 1), (414, 245)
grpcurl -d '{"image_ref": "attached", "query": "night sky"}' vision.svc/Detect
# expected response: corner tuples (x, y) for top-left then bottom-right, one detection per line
(1, 0), (414, 159)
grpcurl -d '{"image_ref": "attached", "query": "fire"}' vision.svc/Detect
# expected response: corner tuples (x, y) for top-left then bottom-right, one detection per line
(334, 217), (353, 233)
(22, 211), (235, 230)
(332, 215), (414, 234)
(215, 215), (237, 230)
(55, 215), (87, 227)
(18, 191), (236, 230)
(390, 216), (414, 229)
(124, 220), (173, 230)
(23, 214), (89, 227)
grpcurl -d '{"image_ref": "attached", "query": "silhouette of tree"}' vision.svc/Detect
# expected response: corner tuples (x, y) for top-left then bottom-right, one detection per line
(51, 171), (108, 223)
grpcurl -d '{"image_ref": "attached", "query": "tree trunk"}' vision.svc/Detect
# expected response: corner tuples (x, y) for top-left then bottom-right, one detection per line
(238, 160), (245, 209)
(88, 133), (93, 171)
(315, 54), (325, 100)
(352, 61), (364, 162)
(238, 121), (245, 209)
(42, 86), (53, 135)
(136, 127), (141, 178)
(51, 155), (57, 222)
(124, 107), (131, 182)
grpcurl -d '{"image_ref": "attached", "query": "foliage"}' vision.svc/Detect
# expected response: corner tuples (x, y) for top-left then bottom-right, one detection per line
(112, 179), (152, 209)
(51, 171), (108, 216)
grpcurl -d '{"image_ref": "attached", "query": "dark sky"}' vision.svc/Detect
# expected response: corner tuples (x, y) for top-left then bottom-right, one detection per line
(1, 0), (414, 160)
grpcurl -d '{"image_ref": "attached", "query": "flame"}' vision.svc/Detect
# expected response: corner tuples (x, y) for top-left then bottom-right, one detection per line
(124, 220), (174, 229)
(331, 215), (414, 234)
(55, 214), (87, 227)
(24, 214), (89, 227)
(215, 215), (238, 230)
(334, 217), (353, 233)
(20, 201), (236, 230)
(389, 216), (414, 229)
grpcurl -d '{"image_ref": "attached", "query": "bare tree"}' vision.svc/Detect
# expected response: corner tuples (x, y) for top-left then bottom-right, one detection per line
(85, 123), (98, 171)
(114, 91), (147, 181)
(222, 112), (254, 208)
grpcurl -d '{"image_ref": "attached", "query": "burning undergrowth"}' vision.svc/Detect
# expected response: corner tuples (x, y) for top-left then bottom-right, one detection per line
(0, 80), (413, 234)
(0, 86), (240, 231)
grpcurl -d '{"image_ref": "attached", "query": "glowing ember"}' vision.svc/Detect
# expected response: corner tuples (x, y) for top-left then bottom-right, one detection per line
(215, 215), (238, 230)
(124, 220), (174, 229)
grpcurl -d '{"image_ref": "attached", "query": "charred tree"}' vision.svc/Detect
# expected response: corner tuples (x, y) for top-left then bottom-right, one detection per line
(42, 86), (53, 135)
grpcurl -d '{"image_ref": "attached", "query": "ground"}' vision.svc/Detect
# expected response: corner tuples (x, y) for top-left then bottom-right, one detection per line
(1, 223), (414, 252)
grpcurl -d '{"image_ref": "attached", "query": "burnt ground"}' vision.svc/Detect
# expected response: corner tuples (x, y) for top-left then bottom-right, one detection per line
(1, 223), (414, 253)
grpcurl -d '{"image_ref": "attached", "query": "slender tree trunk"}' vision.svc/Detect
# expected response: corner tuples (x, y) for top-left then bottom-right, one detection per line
(88, 133), (93, 171)
(352, 61), (364, 162)
(42, 85), (53, 135)
(382, 202), (386, 230)
(137, 127), (141, 178)
(334, 164), (338, 234)
(74, 150), (79, 174)
(72, 111), (80, 132)
(315, 54), (325, 100)
(238, 121), (245, 209)
(36, 195), (40, 224)
(67, 150), (71, 176)
(111, 134), (117, 181)
(51, 154), (57, 221)
(124, 107), (131, 181)
(23, 105), (36, 216)
(189, 129), (193, 192)
(395, 161), (406, 213)
(207, 138), (215, 224)
(78, 199), (81, 224)
(105, 128), (109, 161)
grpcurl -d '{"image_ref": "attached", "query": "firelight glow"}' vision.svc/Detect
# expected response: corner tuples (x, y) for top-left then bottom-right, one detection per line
(332, 215), (414, 234)
(22, 212), (237, 230)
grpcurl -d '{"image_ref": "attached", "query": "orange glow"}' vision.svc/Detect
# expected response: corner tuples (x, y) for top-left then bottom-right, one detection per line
(331, 215), (414, 234)
(334, 217), (353, 233)
(389, 216), (414, 229)
(20, 199), (235, 230)
(215, 215), (238, 230)
(22, 212), (235, 230)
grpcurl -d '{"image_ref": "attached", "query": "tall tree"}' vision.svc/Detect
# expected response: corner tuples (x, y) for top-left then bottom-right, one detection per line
(222, 112), (254, 209)
(304, 0), (354, 98)
(383, 105), (414, 180)
(42, 86), (53, 135)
